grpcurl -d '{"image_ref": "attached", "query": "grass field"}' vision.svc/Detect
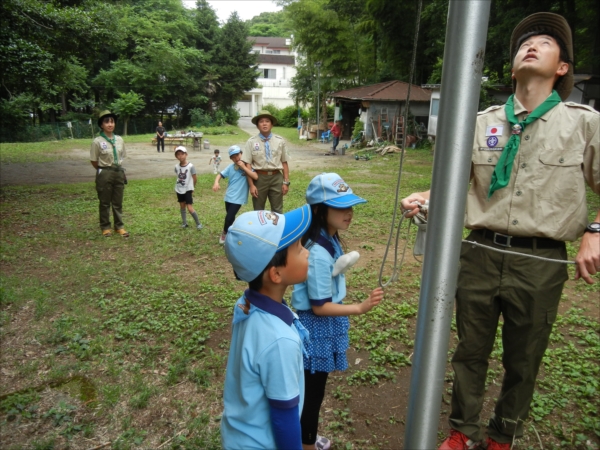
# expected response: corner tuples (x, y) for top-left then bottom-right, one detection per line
(0, 146), (598, 449)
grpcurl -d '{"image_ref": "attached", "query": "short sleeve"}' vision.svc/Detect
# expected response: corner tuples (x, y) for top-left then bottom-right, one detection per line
(190, 164), (197, 176)
(221, 164), (232, 179)
(245, 140), (255, 166)
(257, 337), (302, 408)
(280, 141), (288, 163)
(307, 250), (333, 305)
(90, 141), (99, 162)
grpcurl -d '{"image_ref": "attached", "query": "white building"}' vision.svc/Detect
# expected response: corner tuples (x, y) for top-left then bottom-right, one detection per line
(236, 37), (297, 117)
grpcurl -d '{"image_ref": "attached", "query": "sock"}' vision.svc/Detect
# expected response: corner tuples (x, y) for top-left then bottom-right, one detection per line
(191, 211), (200, 226)
(180, 209), (187, 225)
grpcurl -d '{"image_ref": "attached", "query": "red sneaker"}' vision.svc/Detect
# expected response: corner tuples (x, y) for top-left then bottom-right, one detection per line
(439, 429), (481, 450)
(485, 437), (511, 450)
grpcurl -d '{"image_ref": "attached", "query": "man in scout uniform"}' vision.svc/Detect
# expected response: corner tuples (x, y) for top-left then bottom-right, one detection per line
(90, 110), (129, 238)
(245, 110), (290, 214)
(401, 12), (599, 450)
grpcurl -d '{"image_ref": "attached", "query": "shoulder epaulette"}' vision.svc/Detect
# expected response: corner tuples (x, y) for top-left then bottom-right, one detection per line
(477, 104), (503, 116)
(564, 102), (599, 114)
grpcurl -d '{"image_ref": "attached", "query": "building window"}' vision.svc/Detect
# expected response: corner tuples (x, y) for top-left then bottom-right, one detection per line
(262, 69), (276, 79)
(266, 50), (281, 54)
(430, 98), (440, 116)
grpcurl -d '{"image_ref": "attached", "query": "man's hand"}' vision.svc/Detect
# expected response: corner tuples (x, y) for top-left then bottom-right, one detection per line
(575, 232), (600, 284)
(282, 184), (289, 195)
(250, 185), (259, 198)
(400, 192), (429, 218)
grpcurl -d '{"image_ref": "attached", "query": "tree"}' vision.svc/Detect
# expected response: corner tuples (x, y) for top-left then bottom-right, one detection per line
(247, 11), (290, 37)
(111, 91), (145, 136)
(213, 12), (259, 110)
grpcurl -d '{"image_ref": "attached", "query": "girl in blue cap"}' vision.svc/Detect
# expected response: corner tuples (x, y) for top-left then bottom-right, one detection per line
(292, 173), (384, 450)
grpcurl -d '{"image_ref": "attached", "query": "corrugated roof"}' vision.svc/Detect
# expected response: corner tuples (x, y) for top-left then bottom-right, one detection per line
(332, 80), (431, 102)
(248, 37), (290, 49)
(258, 54), (295, 65)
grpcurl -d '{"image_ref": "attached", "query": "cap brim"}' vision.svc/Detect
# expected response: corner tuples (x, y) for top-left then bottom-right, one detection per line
(278, 204), (312, 250)
(323, 194), (367, 208)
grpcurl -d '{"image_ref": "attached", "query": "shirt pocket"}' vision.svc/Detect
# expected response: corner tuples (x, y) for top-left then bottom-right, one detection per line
(471, 151), (500, 193)
(537, 146), (583, 199)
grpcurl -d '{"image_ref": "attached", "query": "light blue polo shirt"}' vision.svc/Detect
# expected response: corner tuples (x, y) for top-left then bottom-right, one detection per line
(221, 289), (306, 449)
(291, 232), (347, 311)
(220, 163), (251, 205)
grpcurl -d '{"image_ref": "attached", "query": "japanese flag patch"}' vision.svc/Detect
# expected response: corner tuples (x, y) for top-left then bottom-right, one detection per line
(485, 125), (504, 136)
(254, 142), (260, 151)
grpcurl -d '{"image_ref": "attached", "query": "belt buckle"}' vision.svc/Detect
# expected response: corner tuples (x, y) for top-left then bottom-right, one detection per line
(493, 232), (511, 247)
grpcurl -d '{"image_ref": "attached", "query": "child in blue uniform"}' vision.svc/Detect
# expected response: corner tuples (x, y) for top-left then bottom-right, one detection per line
(212, 145), (258, 244)
(292, 173), (384, 450)
(221, 205), (312, 450)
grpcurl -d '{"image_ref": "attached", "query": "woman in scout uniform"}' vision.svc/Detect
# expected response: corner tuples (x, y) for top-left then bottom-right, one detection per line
(90, 110), (129, 237)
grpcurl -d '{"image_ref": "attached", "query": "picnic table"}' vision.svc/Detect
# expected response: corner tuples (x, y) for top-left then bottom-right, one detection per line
(151, 132), (203, 151)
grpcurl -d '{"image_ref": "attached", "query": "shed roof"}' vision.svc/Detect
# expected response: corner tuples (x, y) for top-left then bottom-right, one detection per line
(332, 80), (431, 102)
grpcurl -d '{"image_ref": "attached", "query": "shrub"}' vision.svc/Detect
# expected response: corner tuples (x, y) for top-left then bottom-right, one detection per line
(276, 106), (303, 128)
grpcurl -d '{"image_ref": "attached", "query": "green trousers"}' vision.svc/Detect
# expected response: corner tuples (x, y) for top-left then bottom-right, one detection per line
(95, 167), (125, 231)
(449, 230), (568, 444)
(252, 171), (284, 213)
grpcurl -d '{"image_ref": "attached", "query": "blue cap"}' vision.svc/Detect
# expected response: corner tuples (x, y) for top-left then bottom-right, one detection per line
(228, 145), (242, 157)
(224, 205), (312, 282)
(306, 173), (367, 208)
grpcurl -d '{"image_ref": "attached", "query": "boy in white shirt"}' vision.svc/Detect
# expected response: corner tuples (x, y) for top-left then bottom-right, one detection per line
(174, 146), (202, 230)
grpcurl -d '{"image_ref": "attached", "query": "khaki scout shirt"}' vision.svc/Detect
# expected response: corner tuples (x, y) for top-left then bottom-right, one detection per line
(90, 135), (126, 167)
(245, 133), (288, 171)
(466, 98), (599, 242)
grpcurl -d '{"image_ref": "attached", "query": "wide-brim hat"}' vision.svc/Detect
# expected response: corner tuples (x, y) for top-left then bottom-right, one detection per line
(251, 110), (278, 126)
(306, 173), (367, 208)
(510, 12), (574, 101)
(97, 110), (118, 128)
(224, 205), (311, 282)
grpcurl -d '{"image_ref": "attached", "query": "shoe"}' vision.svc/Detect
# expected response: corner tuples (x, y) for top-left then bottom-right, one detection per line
(102, 229), (112, 237)
(485, 437), (510, 450)
(219, 232), (226, 244)
(182, 224), (188, 228)
(332, 251), (360, 276)
(114, 228), (130, 238)
(196, 224), (203, 230)
(314, 435), (331, 450)
(439, 430), (481, 450)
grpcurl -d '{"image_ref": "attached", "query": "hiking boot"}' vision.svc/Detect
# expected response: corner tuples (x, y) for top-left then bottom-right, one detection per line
(114, 228), (130, 237)
(102, 229), (112, 237)
(219, 232), (226, 244)
(439, 430), (481, 450)
(314, 435), (331, 450)
(485, 437), (510, 450)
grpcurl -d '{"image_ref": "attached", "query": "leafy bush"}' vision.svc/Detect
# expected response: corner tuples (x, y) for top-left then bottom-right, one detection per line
(276, 105), (303, 128)
(261, 103), (279, 116)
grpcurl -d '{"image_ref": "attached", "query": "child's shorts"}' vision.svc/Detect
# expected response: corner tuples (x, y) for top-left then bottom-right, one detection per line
(176, 191), (194, 204)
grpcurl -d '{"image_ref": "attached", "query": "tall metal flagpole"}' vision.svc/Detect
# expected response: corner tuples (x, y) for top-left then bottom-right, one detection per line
(403, 1), (491, 448)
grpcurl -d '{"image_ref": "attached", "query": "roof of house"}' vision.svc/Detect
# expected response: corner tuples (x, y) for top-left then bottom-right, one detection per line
(332, 80), (431, 102)
(258, 54), (295, 65)
(248, 37), (290, 49)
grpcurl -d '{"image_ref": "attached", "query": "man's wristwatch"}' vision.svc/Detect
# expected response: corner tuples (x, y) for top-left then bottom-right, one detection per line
(585, 222), (600, 233)
(282, 180), (291, 186)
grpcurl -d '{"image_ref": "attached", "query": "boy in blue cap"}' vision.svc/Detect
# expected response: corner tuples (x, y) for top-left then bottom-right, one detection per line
(221, 205), (312, 450)
(212, 145), (258, 245)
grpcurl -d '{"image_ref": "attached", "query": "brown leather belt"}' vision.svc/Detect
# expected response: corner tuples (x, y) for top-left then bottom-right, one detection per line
(476, 229), (563, 249)
(255, 170), (281, 175)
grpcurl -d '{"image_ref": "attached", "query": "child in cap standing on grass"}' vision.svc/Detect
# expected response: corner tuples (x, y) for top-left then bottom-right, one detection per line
(174, 146), (202, 230)
(212, 145), (258, 245)
(292, 173), (384, 450)
(209, 149), (222, 174)
(221, 205), (312, 450)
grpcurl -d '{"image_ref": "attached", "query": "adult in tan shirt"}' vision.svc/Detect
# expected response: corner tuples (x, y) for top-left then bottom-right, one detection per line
(401, 13), (599, 450)
(90, 110), (129, 238)
(245, 110), (290, 213)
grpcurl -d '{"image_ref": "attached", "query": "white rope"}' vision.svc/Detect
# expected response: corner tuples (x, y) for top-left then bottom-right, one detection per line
(461, 240), (575, 264)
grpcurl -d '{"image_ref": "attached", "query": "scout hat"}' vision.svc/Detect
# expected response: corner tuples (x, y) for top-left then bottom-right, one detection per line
(510, 12), (574, 100)
(251, 109), (278, 126)
(224, 205), (312, 282)
(97, 110), (117, 128)
(228, 145), (242, 157)
(174, 146), (187, 155)
(306, 173), (367, 208)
